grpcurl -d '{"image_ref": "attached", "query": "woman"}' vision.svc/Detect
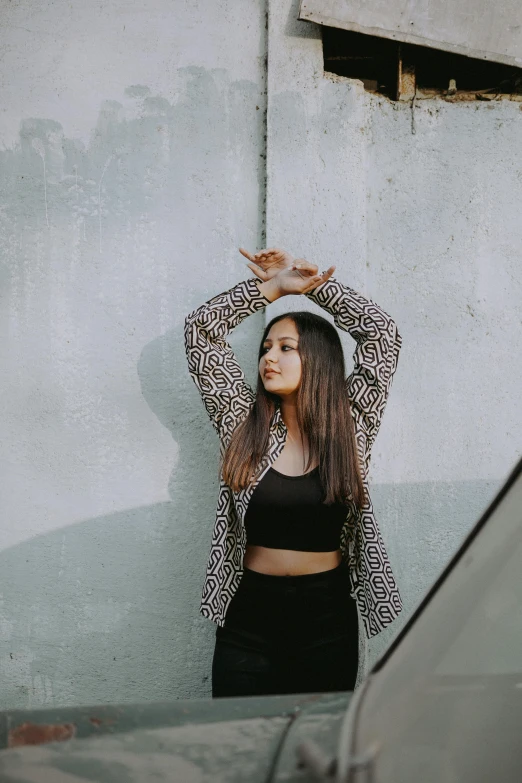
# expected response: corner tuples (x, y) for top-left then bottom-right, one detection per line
(184, 247), (402, 697)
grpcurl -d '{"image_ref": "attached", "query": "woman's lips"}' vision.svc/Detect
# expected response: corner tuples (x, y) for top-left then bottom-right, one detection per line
(264, 369), (279, 377)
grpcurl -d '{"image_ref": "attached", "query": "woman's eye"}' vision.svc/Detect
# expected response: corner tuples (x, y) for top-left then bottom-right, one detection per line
(261, 345), (294, 354)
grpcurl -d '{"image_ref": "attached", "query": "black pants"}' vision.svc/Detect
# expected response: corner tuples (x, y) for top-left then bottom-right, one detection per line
(212, 561), (359, 698)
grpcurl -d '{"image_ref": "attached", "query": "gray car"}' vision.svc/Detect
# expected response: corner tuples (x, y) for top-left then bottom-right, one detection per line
(0, 456), (520, 782)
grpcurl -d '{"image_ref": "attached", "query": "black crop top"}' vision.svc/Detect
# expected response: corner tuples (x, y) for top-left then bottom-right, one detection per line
(244, 465), (348, 552)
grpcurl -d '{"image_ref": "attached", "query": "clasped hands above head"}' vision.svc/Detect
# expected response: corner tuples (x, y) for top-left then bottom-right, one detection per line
(239, 247), (335, 297)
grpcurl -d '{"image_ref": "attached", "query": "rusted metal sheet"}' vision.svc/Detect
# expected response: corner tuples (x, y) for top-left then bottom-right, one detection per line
(0, 718), (289, 783)
(299, 0), (522, 68)
(0, 692), (332, 749)
(8, 722), (76, 748)
(0, 693), (351, 782)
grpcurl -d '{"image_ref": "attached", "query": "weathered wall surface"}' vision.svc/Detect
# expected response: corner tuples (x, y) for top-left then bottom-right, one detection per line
(1, 0), (521, 709)
(266, 0), (522, 669)
(0, 0), (267, 706)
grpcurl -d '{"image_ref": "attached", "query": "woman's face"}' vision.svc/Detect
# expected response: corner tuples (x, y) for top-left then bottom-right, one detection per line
(259, 318), (302, 398)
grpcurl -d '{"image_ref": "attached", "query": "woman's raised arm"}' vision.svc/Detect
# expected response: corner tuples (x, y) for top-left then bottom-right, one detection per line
(305, 276), (402, 457)
(184, 278), (271, 446)
(245, 247), (401, 458)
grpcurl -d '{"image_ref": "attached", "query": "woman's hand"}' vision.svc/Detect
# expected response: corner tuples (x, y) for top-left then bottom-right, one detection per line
(274, 260), (336, 296)
(239, 247), (295, 281)
(240, 246), (335, 298)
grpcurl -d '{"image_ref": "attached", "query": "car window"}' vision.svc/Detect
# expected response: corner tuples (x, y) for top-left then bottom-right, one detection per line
(434, 524), (521, 676)
(342, 463), (522, 783)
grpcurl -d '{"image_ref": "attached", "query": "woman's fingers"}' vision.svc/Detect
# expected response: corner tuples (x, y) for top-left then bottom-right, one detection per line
(254, 248), (290, 268)
(254, 247), (280, 259)
(239, 247), (260, 263)
(302, 265), (336, 292)
(322, 265), (336, 279)
(254, 251), (282, 270)
(314, 265), (335, 286)
(302, 276), (323, 292)
(292, 259), (319, 276)
(240, 248), (334, 291)
(245, 261), (269, 281)
(240, 247), (282, 273)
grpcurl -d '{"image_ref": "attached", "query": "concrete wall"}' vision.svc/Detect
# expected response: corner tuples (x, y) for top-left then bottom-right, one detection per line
(266, 0), (522, 669)
(1, 0), (521, 708)
(0, 0), (267, 706)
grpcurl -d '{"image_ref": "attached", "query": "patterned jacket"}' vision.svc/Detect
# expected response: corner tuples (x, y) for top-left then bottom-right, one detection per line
(184, 275), (403, 638)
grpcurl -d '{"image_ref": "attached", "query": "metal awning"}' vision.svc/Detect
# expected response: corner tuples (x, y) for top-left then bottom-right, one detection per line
(299, 0), (522, 68)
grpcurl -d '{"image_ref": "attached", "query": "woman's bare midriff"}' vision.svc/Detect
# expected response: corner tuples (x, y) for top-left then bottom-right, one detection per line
(243, 435), (343, 575)
(244, 545), (342, 576)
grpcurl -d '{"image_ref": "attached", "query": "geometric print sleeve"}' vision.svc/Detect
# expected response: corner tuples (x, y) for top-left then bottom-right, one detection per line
(306, 276), (402, 460)
(184, 277), (271, 447)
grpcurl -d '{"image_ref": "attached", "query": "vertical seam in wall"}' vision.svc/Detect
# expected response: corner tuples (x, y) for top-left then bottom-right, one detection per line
(261, 1), (269, 252)
(363, 91), (372, 299)
(262, 0), (270, 326)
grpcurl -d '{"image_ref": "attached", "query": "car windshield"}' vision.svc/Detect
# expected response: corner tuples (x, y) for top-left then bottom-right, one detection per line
(341, 459), (522, 783)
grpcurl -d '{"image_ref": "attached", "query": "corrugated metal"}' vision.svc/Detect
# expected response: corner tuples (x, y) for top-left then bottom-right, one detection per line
(299, 0), (522, 67)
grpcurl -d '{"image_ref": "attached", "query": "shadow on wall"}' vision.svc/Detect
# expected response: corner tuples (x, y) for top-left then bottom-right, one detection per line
(0, 70), (266, 710)
(0, 373), (501, 713)
(0, 328), (226, 710)
(0, 71), (503, 710)
(0, 308), (502, 709)
(366, 474), (501, 663)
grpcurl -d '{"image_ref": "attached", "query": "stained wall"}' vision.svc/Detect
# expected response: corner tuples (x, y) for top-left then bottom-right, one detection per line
(1, 0), (521, 708)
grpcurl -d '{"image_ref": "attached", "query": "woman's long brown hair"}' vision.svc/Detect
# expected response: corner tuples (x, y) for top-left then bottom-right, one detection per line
(220, 310), (365, 508)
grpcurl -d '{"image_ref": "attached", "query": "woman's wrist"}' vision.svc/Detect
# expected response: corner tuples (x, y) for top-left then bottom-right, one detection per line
(256, 278), (282, 302)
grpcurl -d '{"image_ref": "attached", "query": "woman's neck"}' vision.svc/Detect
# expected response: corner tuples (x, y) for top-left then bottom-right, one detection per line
(280, 399), (301, 441)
